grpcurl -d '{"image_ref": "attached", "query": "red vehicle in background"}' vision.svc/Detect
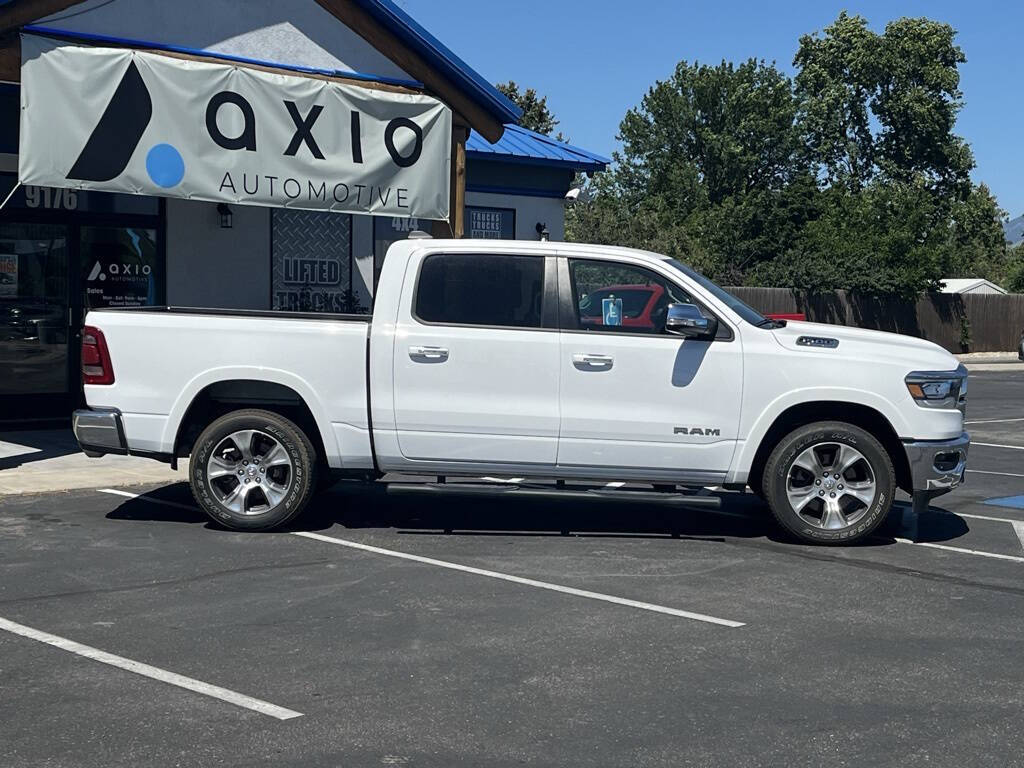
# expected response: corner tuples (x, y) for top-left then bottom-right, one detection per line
(580, 283), (805, 329)
(578, 284), (670, 329)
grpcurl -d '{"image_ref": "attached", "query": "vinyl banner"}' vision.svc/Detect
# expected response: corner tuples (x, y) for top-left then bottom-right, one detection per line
(19, 34), (452, 219)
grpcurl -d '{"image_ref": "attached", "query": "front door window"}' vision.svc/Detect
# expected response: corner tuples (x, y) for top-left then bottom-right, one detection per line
(568, 258), (694, 334)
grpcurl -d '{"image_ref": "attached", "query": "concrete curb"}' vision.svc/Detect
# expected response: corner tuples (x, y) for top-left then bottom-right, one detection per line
(963, 363), (1024, 372)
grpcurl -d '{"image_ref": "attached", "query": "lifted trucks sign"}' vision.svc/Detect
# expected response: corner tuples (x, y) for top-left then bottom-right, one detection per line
(18, 34), (452, 220)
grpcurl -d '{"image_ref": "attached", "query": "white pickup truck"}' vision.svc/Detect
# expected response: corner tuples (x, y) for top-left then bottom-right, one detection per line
(73, 238), (969, 544)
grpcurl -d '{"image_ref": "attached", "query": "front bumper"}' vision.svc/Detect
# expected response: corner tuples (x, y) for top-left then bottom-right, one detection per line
(903, 431), (969, 495)
(72, 408), (128, 458)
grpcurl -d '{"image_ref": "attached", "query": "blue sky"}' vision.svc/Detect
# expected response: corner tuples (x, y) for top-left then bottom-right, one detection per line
(406, 0), (1022, 218)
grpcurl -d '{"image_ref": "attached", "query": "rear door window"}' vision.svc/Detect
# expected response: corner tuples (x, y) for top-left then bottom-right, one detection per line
(415, 253), (545, 328)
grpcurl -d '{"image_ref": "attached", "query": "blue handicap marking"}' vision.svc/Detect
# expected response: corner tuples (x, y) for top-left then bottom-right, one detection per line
(982, 495), (1024, 510)
(602, 296), (623, 326)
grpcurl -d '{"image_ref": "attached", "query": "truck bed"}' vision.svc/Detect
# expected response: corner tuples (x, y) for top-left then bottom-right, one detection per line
(83, 306), (374, 469)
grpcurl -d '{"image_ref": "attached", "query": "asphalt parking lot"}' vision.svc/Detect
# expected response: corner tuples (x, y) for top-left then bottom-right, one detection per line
(2, 370), (1023, 768)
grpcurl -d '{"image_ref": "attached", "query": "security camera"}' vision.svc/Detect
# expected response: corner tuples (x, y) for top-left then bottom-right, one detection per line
(565, 187), (581, 202)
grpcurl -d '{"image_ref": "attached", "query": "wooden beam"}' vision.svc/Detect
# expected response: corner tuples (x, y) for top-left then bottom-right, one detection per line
(430, 122), (467, 238)
(0, 0), (87, 33)
(452, 123), (467, 238)
(315, 0), (505, 144)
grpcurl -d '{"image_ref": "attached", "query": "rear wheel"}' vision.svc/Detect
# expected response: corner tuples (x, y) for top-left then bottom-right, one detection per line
(189, 409), (316, 531)
(762, 421), (894, 544)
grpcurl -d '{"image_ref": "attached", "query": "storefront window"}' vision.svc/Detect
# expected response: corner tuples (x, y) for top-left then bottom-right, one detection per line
(80, 226), (160, 309)
(271, 209), (362, 314)
(0, 223), (69, 395)
(373, 216), (426, 289)
(0, 176), (160, 216)
(466, 206), (516, 239)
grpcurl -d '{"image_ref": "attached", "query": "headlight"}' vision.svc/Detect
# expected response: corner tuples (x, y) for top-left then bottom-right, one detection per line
(905, 366), (967, 411)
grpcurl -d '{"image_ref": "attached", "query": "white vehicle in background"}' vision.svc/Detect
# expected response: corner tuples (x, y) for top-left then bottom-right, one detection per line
(72, 238), (969, 545)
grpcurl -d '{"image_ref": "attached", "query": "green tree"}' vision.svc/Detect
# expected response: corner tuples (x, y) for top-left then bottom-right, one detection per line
(568, 59), (812, 283)
(569, 12), (1009, 297)
(496, 81), (559, 136)
(793, 11), (878, 190)
(1006, 244), (1024, 293)
(873, 16), (972, 197)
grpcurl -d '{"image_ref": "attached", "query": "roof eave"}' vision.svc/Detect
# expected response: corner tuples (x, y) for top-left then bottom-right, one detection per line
(466, 151), (607, 174)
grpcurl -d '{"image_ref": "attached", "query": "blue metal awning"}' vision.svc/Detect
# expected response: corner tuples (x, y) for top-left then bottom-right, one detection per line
(466, 124), (610, 173)
(352, 0), (523, 126)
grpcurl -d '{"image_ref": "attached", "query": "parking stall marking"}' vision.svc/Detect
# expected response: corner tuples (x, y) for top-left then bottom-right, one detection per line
(292, 531), (746, 628)
(0, 617), (303, 721)
(894, 539), (1024, 564)
(954, 510), (1024, 525)
(972, 442), (1024, 451)
(98, 487), (200, 511)
(966, 469), (1024, 479)
(97, 489), (746, 628)
(964, 417), (1024, 425)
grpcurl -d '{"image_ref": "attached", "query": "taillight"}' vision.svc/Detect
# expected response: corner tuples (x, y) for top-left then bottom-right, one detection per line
(81, 325), (114, 385)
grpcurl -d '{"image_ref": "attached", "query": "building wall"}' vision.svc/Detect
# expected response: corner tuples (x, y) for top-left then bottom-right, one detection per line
(963, 285), (1004, 295)
(166, 199), (271, 310)
(38, 0), (412, 81)
(465, 190), (566, 242)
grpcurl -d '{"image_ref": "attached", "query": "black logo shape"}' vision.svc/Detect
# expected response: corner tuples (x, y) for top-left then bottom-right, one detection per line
(67, 61), (153, 182)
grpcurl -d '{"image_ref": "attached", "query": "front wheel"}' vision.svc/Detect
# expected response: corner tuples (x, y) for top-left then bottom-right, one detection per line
(190, 409), (317, 531)
(762, 421), (895, 545)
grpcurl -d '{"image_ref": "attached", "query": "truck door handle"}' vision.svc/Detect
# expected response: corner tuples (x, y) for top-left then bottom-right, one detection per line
(572, 353), (613, 369)
(409, 345), (449, 362)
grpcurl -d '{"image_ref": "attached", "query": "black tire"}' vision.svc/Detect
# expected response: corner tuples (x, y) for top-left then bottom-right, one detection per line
(762, 421), (894, 545)
(189, 408), (317, 531)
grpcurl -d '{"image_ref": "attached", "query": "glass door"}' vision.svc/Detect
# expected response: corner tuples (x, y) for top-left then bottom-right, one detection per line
(0, 223), (71, 409)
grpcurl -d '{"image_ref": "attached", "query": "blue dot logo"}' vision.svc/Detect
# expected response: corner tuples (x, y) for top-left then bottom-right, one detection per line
(145, 143), (185, 188)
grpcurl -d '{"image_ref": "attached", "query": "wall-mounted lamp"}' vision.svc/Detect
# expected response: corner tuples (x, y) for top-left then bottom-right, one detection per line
(535, 222), (549, 241)
(217, 203), (233, 229)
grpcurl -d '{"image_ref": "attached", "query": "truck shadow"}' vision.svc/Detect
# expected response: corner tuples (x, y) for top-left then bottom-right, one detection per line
(304, 484), (971, 547)
(104, 481), (971, 546)
(0, 428), (80, 471)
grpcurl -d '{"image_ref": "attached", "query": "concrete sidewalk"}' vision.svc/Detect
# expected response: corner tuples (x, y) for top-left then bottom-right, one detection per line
(0, 429), (186, 496)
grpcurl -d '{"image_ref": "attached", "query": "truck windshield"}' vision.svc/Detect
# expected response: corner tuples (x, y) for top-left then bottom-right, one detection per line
(665, 259), (769, 327)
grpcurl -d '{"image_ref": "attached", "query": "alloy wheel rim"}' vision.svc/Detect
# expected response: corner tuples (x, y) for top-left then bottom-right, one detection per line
(206, 429), (293, 515)
(785, 442), (876, 531)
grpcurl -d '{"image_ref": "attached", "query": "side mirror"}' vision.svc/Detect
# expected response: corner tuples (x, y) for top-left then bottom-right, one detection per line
(665, 303), (718, 339)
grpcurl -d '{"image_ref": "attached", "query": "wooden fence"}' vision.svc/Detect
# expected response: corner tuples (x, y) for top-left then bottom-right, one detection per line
(726, 287), (1024, 353)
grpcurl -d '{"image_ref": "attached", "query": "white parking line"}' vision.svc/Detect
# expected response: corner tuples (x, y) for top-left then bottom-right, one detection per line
(964, 416), (1024, 425)
(972, 442), (1024, 451)
(966, 469), (1024, 479)
(480, 477), (524, 484)
(894, 539), (1024, 564)
(0, 617), (303, 720)
(1013, 522), (1024, 553)
(954, 510), (1024, 525)
(98, 487), (199, 511)
(97, 489), (745, 628)
(293, 531), (745, 628)
(604, 481), (625, 488)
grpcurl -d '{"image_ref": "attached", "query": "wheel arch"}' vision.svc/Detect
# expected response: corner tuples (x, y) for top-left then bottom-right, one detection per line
(170, 376), (334, 468)
(745, 401), (911, 495)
